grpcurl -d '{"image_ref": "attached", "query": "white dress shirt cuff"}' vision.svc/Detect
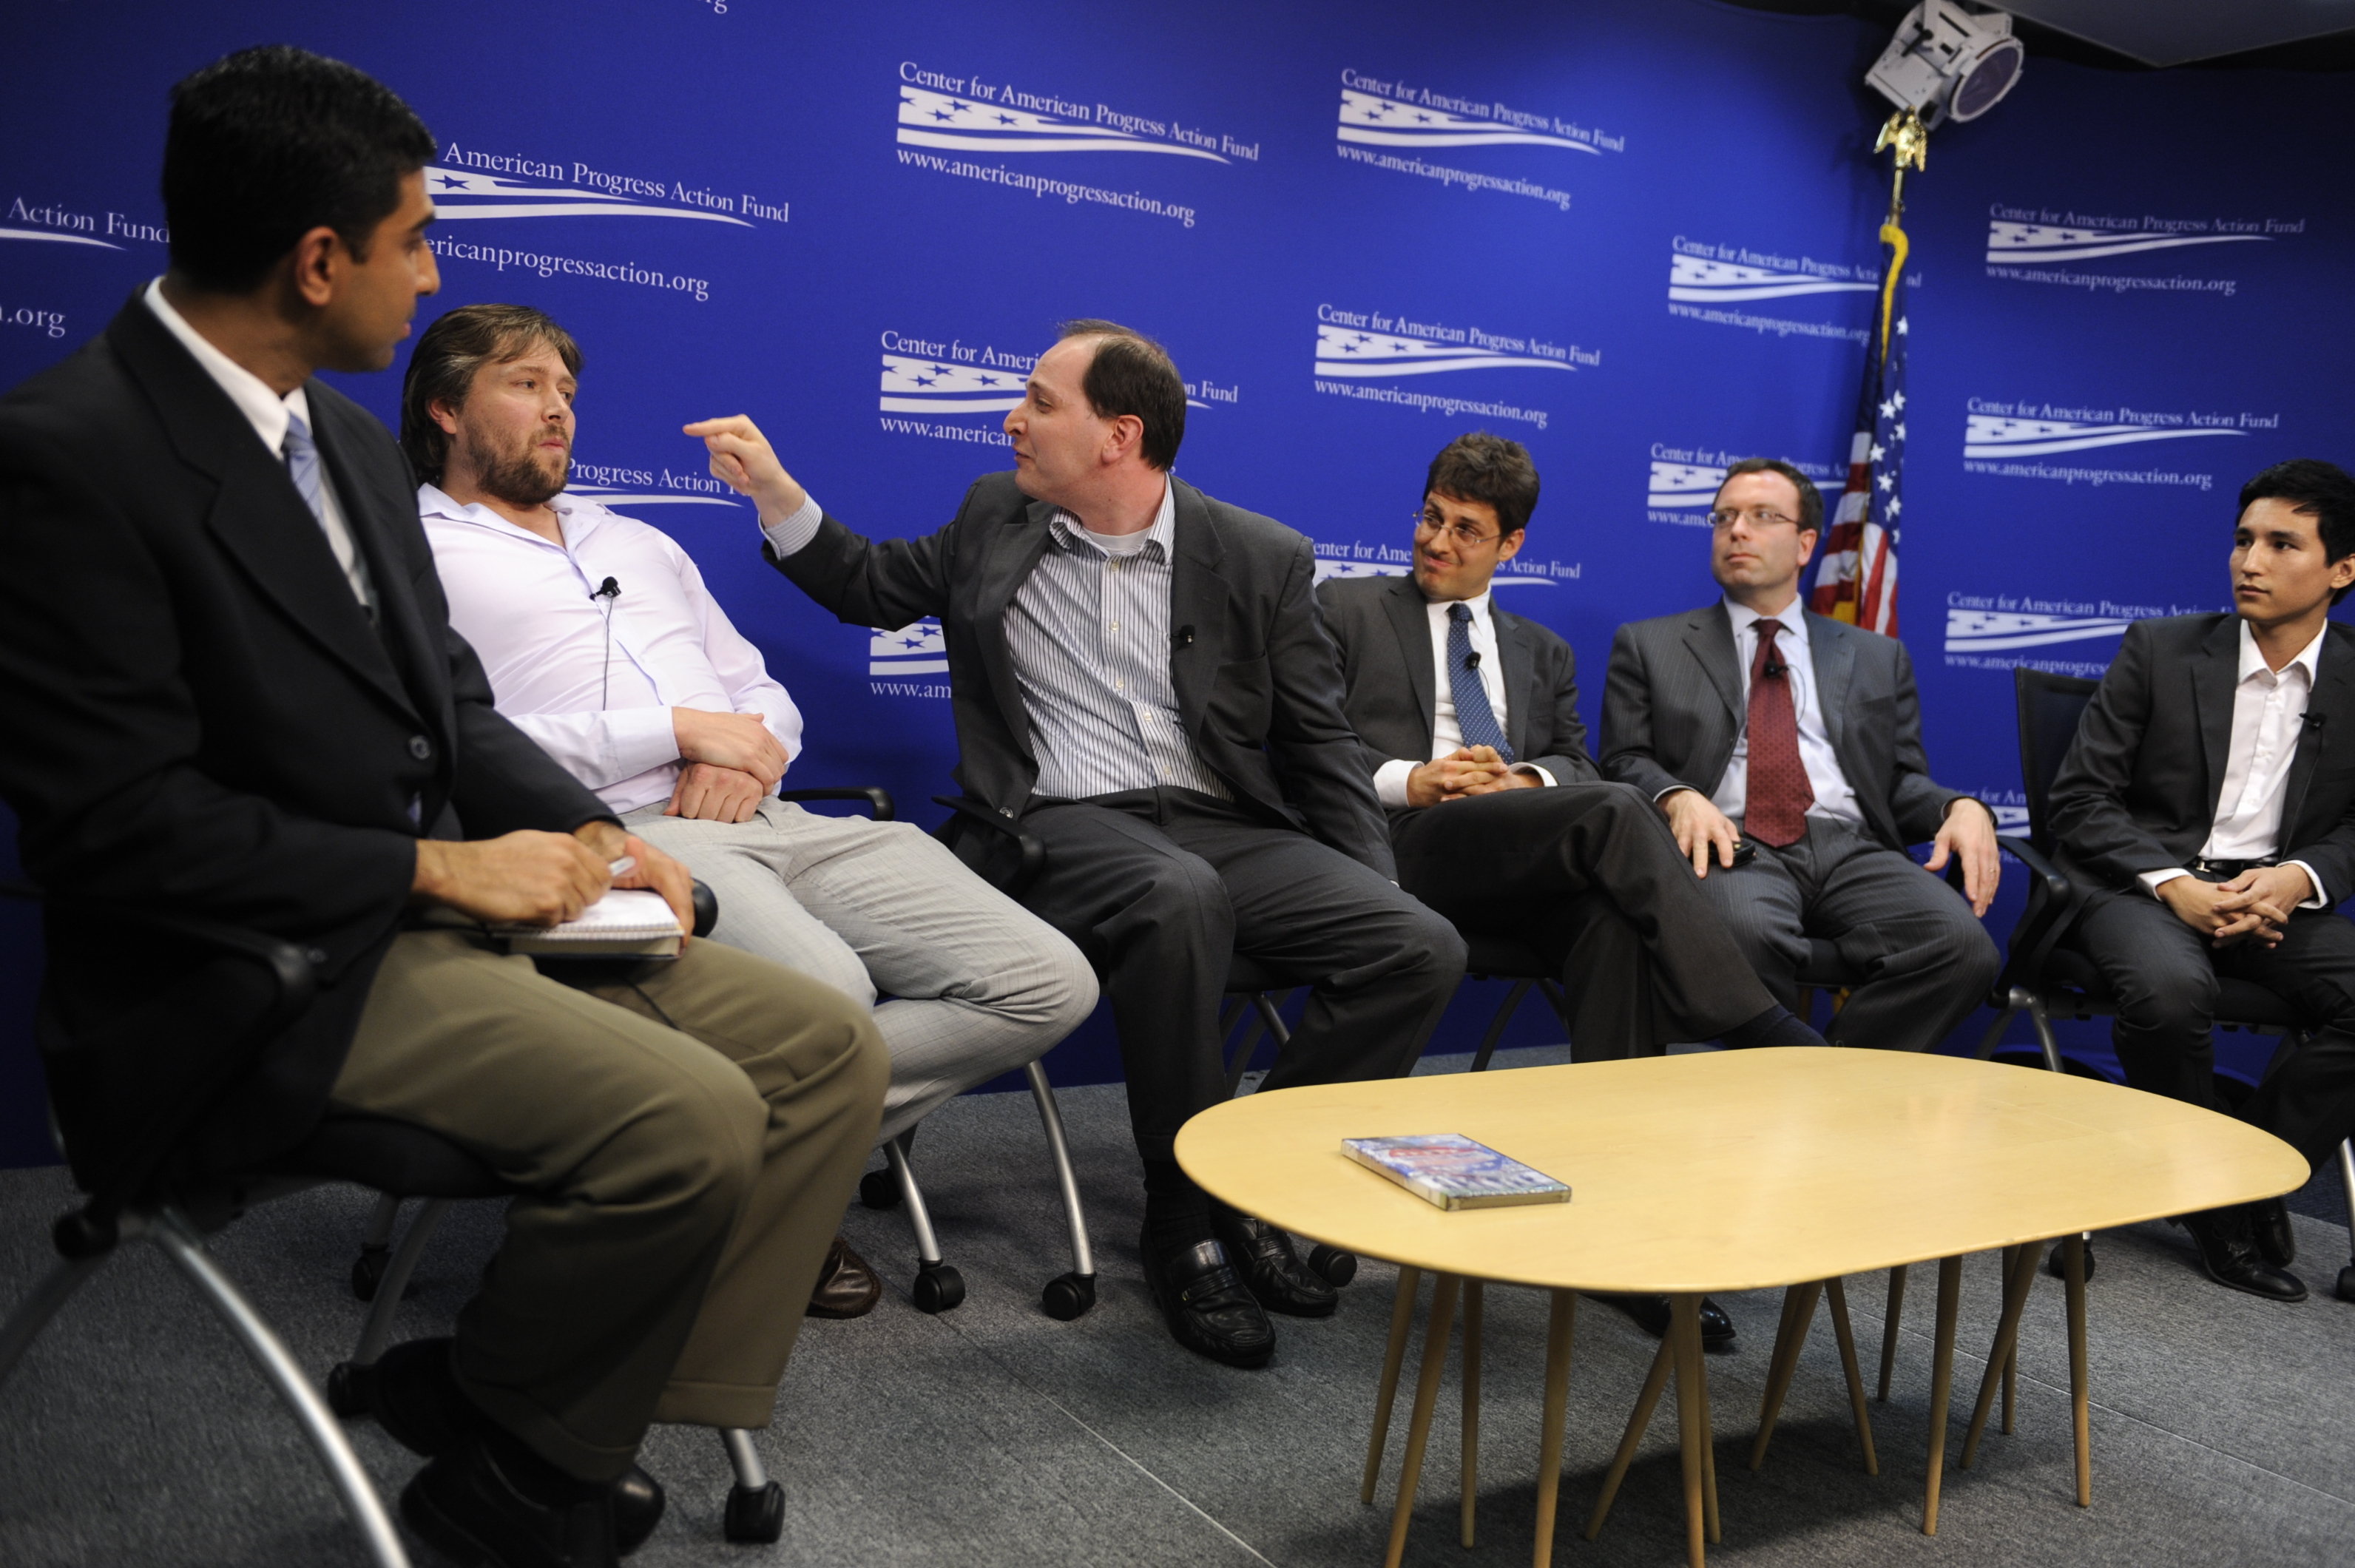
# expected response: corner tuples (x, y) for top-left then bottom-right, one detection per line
(1514, 764), (1557, 788)
(2138, 867), (2192, 898)
(1374, 759), (1417, 809)
(760, 493), (824, 558)
(603, 706), (684, 783)
(2284, 859), (2329, 910)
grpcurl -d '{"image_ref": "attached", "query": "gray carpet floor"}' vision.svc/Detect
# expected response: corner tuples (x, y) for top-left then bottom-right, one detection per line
(3, 1043), (2353, 1567)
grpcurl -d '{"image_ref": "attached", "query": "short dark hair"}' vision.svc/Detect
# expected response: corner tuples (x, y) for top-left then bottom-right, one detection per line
(400, 305), (583, 487)
(2240, 458), (2355, 604)
(1424, 432), (1539, 536)
(163, 45), (436, 294)
(1717, 457), (1822, 535)
(1055, 319), (1186, 470)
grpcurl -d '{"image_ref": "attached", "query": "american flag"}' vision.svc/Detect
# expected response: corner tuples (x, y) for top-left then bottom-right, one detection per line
(1809, 222), (1908, 635)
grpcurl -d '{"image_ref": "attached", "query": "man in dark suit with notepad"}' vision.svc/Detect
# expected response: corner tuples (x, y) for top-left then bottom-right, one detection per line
(0, 49), (884, 1568)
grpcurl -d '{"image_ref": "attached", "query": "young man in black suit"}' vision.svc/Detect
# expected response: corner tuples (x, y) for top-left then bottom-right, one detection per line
(0, 50), (885, 1568)
(686, 325), (1467, 1369)
(2051, 459), (2355, 1302)
(1320, 432), (1826, 1350)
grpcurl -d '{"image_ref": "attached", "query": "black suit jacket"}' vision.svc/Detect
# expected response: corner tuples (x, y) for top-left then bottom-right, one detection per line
(1316, 574), (1598, 815)
(770, 471), (1393, 876)
(1601, 601), (1966, 851)
(0, 295), (609, 1186)
(2048, 614), (2355, 901)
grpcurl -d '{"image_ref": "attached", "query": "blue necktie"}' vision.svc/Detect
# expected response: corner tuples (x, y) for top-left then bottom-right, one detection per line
(1446, 602), (1513, 762)
(283, 410), (325, 523)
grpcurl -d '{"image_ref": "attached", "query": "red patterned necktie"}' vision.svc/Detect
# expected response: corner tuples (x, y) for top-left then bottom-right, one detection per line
(1744, 621), (1813, 847)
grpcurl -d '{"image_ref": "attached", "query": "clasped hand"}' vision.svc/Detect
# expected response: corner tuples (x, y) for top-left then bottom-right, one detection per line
(1407, 746), (1535, 808)
(2159, 865), (2309, 948)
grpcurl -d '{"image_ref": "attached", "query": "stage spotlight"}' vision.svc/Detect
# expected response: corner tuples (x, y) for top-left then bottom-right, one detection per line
(1865, 1), (2025, 127)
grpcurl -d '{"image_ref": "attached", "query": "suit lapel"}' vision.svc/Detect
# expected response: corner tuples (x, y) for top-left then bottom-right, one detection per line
(1381, 577), (1436, 753)
(2280, 624), (2354, 839)
(1168, 478), (1229, 734)
(108, 302), (414, 720)
(1493, 603), (1535, 757)
(972, 497), (1058, 761)
(2191, 618), (2238, 820)
(1807, 612), (1856, 754)
(311, 398), (434, 729)
(1682, 603), (1743, 724)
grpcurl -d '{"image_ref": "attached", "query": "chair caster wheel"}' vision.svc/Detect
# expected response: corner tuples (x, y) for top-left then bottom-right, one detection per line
(1308, 1245), (1359, 1287)
(1041, 1271), (1095, 1320)
(2045, 1239), (2095, 1281)
(326, 1359), (374, 1419)
(352, 1245), (390, 1302)
(2337, 1264), (2355, 1304)
(723, 1479), (785, 1544)
(912, 1263), (965, 1314)
(858, 1169), (903, 1211)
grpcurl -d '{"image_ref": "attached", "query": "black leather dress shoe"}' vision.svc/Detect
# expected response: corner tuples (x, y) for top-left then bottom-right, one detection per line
(2178, 1209), (2307, 1302)
(1140, 1232), (1276, 1368)
(1212, 1213), (1338, 1318)
(1587, 1293), (1737, 1351)
(805, 1234), (882, 1319)
(402, 1433), (619, 1568)
(2251, 1197), (2297, 1268)
(374, 1337), (664, 1556)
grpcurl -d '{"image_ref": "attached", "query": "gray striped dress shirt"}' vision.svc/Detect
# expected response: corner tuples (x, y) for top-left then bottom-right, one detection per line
(763, 479), (1228, 801)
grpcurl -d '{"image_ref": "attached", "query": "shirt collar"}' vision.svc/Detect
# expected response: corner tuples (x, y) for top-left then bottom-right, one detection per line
(2236, 617), (2326, 686)
(1724, 595), (1808, 645)
(1051, 476), (1174, 559)
(418, 481), (605, 548)
(1426, 587), (1494, 622)
(143, 277), (309, 459)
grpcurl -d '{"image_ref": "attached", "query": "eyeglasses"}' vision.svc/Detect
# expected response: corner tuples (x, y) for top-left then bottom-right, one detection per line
(1706, 506), (1800, 532)
(1414, 510), (1501, 549)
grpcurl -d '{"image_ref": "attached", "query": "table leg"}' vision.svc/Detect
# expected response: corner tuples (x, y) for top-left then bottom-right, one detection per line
(1962, 1242), (2043, 1469)
(1361, 1265), (1422, 1504)
(1823, 1277), (1879, 1475)
(1382, 1272), (1459, 1568)
(1876, 1263), (1908, 1402)
(1461, 1280), (1483, 1549)
(1750, 1280), (1822, 1471)
(1697, 1308), (1720, 1547)
(1584, 1334), (1672, 1541)
(1532, 1289), (1577, 1568)
(2064, 1233), (2091, 1507)
(1920, 1254), (1964, 1536)
(1672, 1294), (1710, 1568)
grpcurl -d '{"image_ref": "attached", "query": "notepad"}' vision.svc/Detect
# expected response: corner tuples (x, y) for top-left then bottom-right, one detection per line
(1342, 1135), (1571, 1211)
(494, 888), (683, 959)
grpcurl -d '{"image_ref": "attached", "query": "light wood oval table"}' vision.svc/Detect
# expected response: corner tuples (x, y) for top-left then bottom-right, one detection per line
(1176, 1047), (2305, 1568)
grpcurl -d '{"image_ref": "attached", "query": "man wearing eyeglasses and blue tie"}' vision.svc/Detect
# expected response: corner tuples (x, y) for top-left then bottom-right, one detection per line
(1602, 458), (2001, 1056)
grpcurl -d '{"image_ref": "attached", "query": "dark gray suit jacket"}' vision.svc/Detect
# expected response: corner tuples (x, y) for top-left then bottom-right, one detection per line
(1317, 574), (1598, 813)
(1601, 601), (1965, 851)
(2049, 614), (2355, 901)
(769, 471), (1393, 876)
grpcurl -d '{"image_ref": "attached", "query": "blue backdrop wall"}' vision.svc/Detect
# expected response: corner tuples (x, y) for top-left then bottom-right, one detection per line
(4, 0), (2349, 1167)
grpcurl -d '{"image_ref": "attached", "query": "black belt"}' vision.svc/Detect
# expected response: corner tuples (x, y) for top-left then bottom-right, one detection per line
(2186, 856), (2273, 879)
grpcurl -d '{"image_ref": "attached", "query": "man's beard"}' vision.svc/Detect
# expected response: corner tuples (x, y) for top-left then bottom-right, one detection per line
(472, 429), (570, 508)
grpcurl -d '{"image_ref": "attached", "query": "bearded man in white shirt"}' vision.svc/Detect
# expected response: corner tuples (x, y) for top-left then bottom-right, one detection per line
(2050, 459), (2355, 1302)
(401, 305), (1098, 1315)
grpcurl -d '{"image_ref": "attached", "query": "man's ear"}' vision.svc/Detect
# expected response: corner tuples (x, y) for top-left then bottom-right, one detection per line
(1496, 527), (1526, 564)
(2331, 550), (2355, 597)
(285, 225), (343, 309)
(1101, 413), (1144, 466)
(1797, 527), (1821, 566)
(428, 396), (462, 438)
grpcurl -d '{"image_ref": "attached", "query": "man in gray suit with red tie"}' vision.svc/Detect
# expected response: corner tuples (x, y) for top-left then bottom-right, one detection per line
(1601, 458), (2001, 1054)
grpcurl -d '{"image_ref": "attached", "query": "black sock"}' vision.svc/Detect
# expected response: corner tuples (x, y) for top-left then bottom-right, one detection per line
(1143, 1163), (1214, 1256)
(477, 1419), (609, 1507)
(1719, 1004), (1830, 1052)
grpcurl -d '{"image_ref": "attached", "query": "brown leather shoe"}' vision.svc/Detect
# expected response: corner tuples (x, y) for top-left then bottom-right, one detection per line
(805, 1234), (882, 1319)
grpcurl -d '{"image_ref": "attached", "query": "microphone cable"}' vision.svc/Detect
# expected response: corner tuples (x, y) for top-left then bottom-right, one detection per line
(593, 575), (621, 709)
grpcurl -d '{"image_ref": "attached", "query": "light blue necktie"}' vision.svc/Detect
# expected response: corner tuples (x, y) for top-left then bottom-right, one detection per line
(1445, 602), (1513, 762)
(282, 410), (325, 523)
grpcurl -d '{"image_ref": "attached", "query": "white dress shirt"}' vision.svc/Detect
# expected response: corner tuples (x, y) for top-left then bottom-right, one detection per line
(421, 484), (802, 813)
(1701, 598), (1862, 827)
(1371, 589), (1557, 807)
(143, 278), (374, 608)
(2141, 619), (2327, 907)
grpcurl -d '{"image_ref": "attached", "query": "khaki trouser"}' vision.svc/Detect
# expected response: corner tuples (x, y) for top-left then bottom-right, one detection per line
(330, 926), (887, 1481)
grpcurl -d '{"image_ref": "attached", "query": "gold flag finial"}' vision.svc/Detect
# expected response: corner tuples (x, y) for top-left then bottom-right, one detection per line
(1875, 108), (1928, 175)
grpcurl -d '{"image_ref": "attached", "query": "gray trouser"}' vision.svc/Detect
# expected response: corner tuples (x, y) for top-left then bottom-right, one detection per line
(627, 798), (1098, 1142)
(1694, 813), (1999, 1052)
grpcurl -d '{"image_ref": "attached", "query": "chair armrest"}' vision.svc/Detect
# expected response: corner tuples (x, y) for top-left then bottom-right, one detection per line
(930, 796), (1045, 899)
(777, 786), (895, 821)
(1990, 834), (2084, 998)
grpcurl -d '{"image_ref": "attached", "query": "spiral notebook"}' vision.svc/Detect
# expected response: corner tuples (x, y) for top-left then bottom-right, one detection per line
(493, 888), (683, 958)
